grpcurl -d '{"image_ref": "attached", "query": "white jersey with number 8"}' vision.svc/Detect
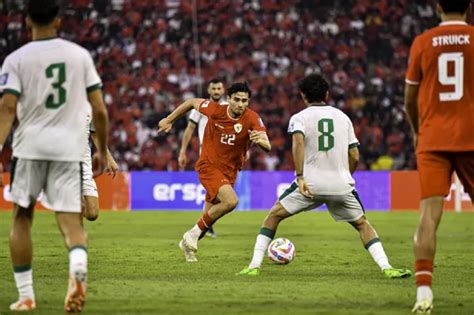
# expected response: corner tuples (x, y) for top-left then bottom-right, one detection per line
(288, 105), (359, 195)
(0, 38), (102, 161)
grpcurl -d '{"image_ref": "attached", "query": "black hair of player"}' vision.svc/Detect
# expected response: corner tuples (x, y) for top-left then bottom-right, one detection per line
(208, 78), (223, 85)
(27, 0), (60, 26)
(438, 0), (471, 14)
(298, 74), (329, 103)
(227, 82), (252, 98)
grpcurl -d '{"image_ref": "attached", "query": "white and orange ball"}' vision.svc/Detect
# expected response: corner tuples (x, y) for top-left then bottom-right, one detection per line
(267, 238), (295, 264)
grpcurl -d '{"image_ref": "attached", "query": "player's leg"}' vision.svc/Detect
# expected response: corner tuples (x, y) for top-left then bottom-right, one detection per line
(56, 212), (88, 313)
(201, 201), (216, 238)
(8, 158), (45, 311)
(43, 161), (87, 312)
(83, 195), (99, 221)
(82, 152), (99, 221)
(328, 191), (411, 278)
(9, 204), (37, 311)
(237, 201), (293, 275)
(238, 182), (315, 275)
(183, 184), (238, 251)
(412, 152), (452, 313)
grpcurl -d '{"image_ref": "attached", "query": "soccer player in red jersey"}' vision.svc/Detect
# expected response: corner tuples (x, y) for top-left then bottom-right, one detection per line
(405, 0), (474, 312)
(158, 82), (271, 262)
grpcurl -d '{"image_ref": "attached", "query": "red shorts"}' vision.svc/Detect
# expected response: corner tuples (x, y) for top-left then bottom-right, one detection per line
(197, 164), (236, 203)
(416, 151), (474, 199)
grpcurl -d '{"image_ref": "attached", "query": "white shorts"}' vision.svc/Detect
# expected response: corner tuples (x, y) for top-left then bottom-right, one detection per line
(279, 182), (365, 222)
(82, 145), (98, 197)
(10, 158), (82, 212)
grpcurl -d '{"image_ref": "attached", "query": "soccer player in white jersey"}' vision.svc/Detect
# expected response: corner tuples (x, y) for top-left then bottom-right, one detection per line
(238, 74), (412, 278)
(82, 117), (118, 221)
(0, 0), (109, 312)
(178, 78), (228, 237)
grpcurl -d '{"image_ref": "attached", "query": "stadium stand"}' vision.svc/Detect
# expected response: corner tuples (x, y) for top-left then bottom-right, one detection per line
(0, 0), (444, 171)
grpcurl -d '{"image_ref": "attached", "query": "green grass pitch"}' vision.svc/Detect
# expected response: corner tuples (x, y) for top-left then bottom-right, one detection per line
(0, 211), (473, 314)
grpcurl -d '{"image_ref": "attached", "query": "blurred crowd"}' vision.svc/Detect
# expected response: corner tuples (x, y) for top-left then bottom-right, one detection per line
(1, 0), (448, 171)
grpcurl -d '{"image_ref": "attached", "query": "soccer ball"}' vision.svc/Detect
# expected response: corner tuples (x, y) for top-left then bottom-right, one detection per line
(267, 238), (295, 264)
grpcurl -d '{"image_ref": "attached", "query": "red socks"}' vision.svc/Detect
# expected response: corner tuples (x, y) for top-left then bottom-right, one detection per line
(197, 212), (213, 232)
(415, 259), (433, 287)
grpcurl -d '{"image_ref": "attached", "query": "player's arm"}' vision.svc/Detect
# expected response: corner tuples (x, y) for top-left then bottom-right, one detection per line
(249, 130), (271, 152)
(178, 121), (197, 170)
(0, 93), (18, 186)
(157, 98), (205, 133)
(91, 132), (118, 178)
(348, 147), (359, 174)
(404, 83), (420, 146)
(0, 93), (17, 149)
(87, 89), (109, 175)
(404, 35), (421, 147)
(292, 133), (312, 198)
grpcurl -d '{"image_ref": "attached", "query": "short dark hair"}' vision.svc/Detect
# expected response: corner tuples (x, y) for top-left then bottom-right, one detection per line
(27, 0), (60, 26)
(298, 74), (329, 103)
(208, 78), (223, 85)
(438, 0), (471, 14)
(227, 82), (252, 98)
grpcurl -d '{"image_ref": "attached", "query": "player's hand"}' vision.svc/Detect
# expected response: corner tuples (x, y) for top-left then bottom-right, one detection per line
(297, 177), (313, 199)
(178, 151), (187, 170)
(92, 152), (107, 178)
(105, 155), (118, 178)
(157, 117), (173, 134)
(249, 130), (264, 144)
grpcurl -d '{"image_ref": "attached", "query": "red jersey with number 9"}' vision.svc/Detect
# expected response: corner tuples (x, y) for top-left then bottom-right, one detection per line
(405, 21), (474, 152)
(195, 99), (266, 175)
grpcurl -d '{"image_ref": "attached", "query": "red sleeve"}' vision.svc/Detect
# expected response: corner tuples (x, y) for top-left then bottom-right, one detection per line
(405, 35), (422, 85)
(250, 112), (266, 132)
(198, 99), (219, 117)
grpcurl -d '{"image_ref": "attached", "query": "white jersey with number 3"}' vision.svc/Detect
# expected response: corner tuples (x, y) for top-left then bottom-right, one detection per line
(0, 38), (102, 161)
(288, 105), (359, 195)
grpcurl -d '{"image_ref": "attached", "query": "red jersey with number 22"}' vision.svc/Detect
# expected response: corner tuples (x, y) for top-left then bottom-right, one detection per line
(405, 21), (474, 152)
(196, 100), (266, 175)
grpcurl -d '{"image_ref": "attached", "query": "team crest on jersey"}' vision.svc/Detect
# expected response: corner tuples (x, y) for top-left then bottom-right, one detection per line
(234, 123), (243, 133)
(0, 73), (8, 85)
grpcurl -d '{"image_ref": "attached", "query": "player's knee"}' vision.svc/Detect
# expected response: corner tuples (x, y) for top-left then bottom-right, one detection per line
(13, 205), (34, 221)
(350, 217), (369, 231)
(224, 197), (239, 211)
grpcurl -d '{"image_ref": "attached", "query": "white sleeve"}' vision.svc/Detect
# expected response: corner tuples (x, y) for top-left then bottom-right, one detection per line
(188, 109), (202, 124)
(0, 54), (22, 96)
(348, 118), (359, 148)
(84, 51), (102, 92)
(288, 114), (305, 136)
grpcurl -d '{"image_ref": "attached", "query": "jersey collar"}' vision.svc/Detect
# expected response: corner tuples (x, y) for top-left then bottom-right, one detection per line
(440, 21), (468, 26)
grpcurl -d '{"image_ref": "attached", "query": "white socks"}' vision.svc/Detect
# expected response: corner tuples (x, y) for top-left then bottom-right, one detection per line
(417, 286), (433, 302)
(69, 247), (88, 274)
(189, 224), (202, 239)
(13, 268), (35, 300)
(249, 234), (272, 269)
(367, 241), (392, 271)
